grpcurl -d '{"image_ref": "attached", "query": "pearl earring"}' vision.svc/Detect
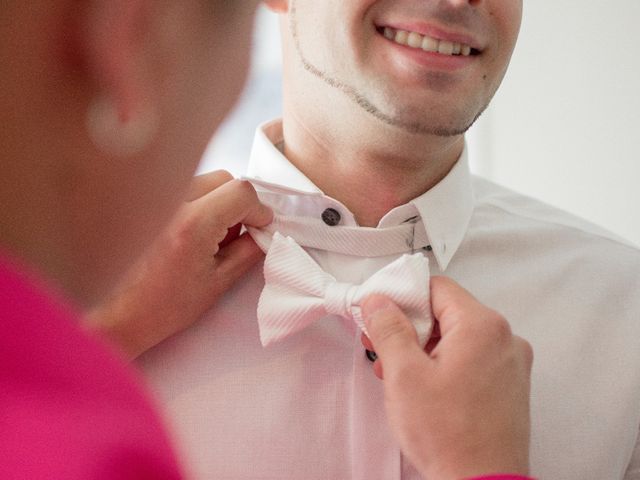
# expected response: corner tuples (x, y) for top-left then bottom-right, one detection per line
(86, 95), (158, 157)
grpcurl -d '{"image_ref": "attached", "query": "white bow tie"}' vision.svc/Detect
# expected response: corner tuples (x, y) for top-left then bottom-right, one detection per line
(256, 232), (433, 347)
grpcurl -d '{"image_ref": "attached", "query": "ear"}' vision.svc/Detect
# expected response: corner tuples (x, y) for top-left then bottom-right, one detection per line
(80, 0), (154, 123)
(262, 0), (289, 14)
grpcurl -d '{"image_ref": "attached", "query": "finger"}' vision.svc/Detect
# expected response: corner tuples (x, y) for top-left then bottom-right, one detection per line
(213, 233), (266, 292)
(422, 320), (441, 355)
(360, 332), (374, 351)
(196, 179), (273, 229)
(424, 335), (440, 355)
(373, 360), (384, 380)
(360, 333), (382, 378)
(515, 336), (534, 373)
(218, 223), (242, 250)
(361, 295), (427, 376)
(186, 170), (234, 202)
(430, 276), (485, 337)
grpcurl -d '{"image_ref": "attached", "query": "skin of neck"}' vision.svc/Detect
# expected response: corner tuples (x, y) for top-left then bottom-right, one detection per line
(0, 158), (73, 293)
(0, 2), (78, 296)
(280, 58), (465, 228)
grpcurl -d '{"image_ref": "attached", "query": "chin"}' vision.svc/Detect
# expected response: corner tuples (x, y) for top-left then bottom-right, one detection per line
(358, 85), (479, 135)
(372, 105), (477, 137)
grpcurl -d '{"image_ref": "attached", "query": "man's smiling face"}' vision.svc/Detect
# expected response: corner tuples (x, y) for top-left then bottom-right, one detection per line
(286, 0), (522, 136)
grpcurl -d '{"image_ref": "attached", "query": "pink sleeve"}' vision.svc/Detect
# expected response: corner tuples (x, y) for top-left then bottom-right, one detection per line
(0, 257), (185, 479)
(466, 475), (535, 480)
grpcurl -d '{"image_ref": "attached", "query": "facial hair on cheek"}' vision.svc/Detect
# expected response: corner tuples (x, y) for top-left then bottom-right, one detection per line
(287, 1), (488, 137)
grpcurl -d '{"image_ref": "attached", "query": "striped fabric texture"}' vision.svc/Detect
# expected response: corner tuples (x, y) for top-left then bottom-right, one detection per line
(255, 232), (432, 347)
(249, 213), (431, 257)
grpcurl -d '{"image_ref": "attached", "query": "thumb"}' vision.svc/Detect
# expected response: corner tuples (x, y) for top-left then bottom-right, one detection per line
(362, 295), (425, 372)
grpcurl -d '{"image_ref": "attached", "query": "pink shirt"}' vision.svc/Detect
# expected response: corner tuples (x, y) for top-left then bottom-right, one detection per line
(0, 253), (184, 479)
(139, 120), (640, 479)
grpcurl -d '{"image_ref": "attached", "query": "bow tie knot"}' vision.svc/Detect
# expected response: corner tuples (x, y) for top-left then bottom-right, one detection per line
(255, 232), (433, 347)
(324, 282), (359, 319)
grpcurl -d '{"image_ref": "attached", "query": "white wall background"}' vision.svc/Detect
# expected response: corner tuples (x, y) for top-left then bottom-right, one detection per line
(199, 7), (282, 176)
(203, 4), (640, 246)
(468, 1), (640, 246)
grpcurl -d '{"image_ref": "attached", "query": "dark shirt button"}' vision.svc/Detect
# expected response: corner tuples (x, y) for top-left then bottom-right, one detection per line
(365, 349), (378, 362)
(321, 208), (341, 226)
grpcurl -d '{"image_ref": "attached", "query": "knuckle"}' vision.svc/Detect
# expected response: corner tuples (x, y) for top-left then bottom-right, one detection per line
(173, 212), (199, 242)
(430, 275), (457, 296)
(433, 275), (455, 289)
(171, 210), (220, 254)
(231, 178), (257, 195)
(484, 310), (512, 341)
(169, 218), (198, 255)
(211, 169), (234, 183)
(225, 180), (260, 207)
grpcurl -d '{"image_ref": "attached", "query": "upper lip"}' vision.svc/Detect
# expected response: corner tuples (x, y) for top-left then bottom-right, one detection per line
(375, 21), (484, 51)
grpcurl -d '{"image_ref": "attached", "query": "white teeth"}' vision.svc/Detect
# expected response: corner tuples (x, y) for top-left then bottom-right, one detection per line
(394, 30), (408, 45)
(407, 32), (422, 48)
(438, 40), (454, 55)
(382, 27), (474, 57)
(421, 36), (439, 52)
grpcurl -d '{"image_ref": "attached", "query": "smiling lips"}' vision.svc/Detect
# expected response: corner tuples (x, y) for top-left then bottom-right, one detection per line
(381, 26), (477, 57)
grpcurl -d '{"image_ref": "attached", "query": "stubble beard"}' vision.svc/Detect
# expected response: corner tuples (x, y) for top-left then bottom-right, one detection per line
(289, 1), (489, 137)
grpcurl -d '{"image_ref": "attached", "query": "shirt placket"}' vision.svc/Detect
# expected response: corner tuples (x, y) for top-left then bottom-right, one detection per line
(272, 195), (410, 480)
(347, 256), (402, 480)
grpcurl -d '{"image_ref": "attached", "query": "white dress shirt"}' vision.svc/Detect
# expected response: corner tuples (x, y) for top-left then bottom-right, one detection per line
(139, 119), (640, 480)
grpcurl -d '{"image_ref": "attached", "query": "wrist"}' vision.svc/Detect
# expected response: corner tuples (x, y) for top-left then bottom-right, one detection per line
(85, 296), (152, 360)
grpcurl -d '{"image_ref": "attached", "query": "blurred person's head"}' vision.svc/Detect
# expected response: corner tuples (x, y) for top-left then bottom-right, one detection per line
(265, 0), (522, 159)
(0, 0), (260, 305)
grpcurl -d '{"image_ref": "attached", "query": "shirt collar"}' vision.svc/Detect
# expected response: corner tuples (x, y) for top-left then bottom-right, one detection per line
(244, 119), (474, 271)
(246, 119), (322, 195)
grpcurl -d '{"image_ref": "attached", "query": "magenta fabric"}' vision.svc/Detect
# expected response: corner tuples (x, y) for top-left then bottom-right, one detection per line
(0, 254), (184, 479)
(467, 476), (535, 480)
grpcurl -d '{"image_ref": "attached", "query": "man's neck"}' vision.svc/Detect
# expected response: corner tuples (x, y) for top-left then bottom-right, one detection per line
(281, 113), (465, 227)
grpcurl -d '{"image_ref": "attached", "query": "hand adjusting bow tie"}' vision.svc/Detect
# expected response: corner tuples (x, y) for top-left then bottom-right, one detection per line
(257, 232), (433, 347)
